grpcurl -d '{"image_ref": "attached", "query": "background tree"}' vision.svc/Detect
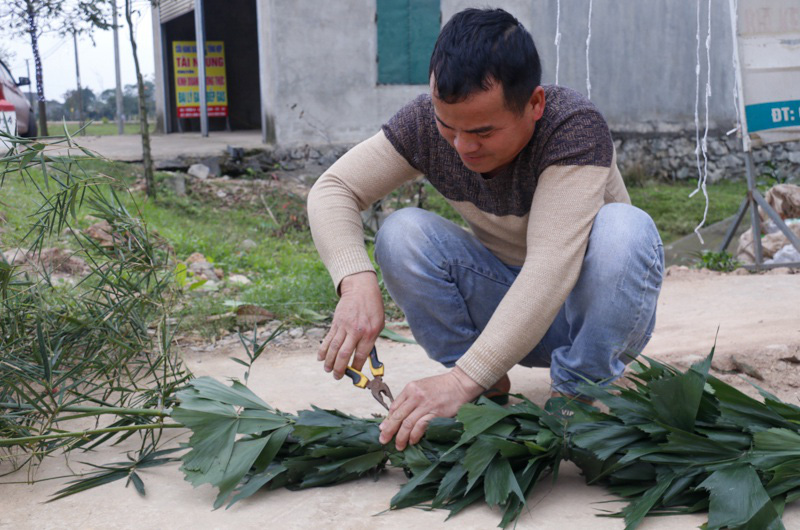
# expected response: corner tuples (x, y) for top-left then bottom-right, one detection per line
(62, 87), (97, 120)
(0, 1), (64, 136)
(0, 44), (17, 65)
(0, 1), (113, 137)
(123, 79), (155, 119)
(124, 0), (156, 198)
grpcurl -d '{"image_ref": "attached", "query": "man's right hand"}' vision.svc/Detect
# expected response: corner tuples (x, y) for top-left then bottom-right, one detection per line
(318, 271), (385, 379)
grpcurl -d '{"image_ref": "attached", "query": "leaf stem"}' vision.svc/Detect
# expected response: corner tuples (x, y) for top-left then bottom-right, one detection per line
(0, 403), (171, 417)
(0, 423), (183, 446)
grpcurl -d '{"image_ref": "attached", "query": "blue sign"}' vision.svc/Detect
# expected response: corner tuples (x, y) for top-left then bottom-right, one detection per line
(745, 100), (800, 133)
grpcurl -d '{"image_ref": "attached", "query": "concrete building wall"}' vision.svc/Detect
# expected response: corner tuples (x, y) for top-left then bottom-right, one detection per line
(265, 0), (426, 145)
(153, 0), (740, 144)
(267, 0), (738, 144)
(520, 0), (737, 133)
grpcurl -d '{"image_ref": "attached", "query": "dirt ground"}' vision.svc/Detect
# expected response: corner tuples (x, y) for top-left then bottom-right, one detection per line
(1, 268), (799, 529)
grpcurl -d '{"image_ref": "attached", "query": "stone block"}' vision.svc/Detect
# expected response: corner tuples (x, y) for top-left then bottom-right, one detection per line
(188, 163), (210, 180)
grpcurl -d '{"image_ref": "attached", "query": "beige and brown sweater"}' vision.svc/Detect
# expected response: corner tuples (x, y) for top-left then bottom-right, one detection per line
(307, 86), (630, 389)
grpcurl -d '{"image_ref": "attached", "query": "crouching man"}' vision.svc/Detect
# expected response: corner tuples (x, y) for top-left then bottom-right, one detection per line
(307, 8), (663, 451)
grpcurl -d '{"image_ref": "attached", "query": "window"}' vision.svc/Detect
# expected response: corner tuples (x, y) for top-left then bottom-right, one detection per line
(376, 0), (440, 85)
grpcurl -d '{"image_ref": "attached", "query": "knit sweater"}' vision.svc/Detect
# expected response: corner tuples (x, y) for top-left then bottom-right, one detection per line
(307, 85), (630, 389)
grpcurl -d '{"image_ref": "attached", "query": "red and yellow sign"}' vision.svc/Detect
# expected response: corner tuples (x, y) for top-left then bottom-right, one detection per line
(173, 41), (228, 118)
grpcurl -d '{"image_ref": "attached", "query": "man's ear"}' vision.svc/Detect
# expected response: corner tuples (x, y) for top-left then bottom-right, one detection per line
(529, 86), (546, 121)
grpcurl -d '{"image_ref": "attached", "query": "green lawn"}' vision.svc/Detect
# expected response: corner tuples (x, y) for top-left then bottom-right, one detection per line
(627, 180), (748, 243)
(46, 121), (156, 136)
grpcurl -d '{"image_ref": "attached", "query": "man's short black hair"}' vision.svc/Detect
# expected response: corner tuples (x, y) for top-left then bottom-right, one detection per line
(429, 8), (542, 114)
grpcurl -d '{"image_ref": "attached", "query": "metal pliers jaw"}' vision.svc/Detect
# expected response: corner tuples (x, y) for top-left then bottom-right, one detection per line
(345, 347), (394, 411)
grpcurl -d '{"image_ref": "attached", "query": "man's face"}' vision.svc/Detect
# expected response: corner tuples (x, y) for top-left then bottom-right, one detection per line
(431, 80), (545, 176)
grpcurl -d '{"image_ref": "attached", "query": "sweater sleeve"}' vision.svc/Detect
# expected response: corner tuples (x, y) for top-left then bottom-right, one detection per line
(455, 163), (608, 388)
(307, 131), (422, 291)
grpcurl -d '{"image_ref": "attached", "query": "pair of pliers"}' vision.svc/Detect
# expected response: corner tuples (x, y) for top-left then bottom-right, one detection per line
(345, 347), (394, 411)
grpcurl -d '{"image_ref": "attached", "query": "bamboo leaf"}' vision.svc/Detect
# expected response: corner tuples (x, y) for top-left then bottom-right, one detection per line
(379, 327), (417, 344)
(402, 443), (433, 475)
(698, 465), (783, 530)
(483, 458), (525, 507)
(571, 423), (645, 460)
(648, 355), (709, 431)
(390, 462), (440, 510)
(251, 425), (292, 474)
(127, 471), (145, 496)
(463, 438), (501, 493)
(432, 463), (467, 507)
(213, 437), (271, 509)
(226, 464), (287, 508)
(753, 429), (800, 453)
(707, 376), (792, 432)
(621, 477), (674, 530)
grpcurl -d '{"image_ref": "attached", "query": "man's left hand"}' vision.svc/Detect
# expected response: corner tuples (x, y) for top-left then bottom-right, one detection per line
(378, 367), (484, 450)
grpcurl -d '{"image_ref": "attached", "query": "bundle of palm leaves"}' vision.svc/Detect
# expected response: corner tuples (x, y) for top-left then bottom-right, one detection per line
(173, 350), (800, 529)
(567, 353), (800, 529)
(173, 377), (562, 525)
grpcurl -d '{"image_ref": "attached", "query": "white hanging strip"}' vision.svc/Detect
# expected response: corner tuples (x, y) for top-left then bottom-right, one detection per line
(729, 0), (742, 136)
(692, 0), (703, 190)
(585, 0), (593, 99)
(554, 0), (562, 85)
(691, 0), (713, 243)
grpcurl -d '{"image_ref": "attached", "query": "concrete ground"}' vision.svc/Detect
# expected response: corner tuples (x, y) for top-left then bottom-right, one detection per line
(1, 272), (799, 529)
(50, 131), (267, 163)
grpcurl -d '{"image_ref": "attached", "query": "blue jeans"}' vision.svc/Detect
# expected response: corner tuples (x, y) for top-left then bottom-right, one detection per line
(374, 204), (664, 395)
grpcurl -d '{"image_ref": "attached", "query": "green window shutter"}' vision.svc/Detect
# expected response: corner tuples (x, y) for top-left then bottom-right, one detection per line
(377, 0), (440, 85)
(407, 0), (439, 84)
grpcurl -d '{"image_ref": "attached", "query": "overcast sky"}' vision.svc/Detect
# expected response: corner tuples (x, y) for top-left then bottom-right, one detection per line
(2, 4), (155, 102)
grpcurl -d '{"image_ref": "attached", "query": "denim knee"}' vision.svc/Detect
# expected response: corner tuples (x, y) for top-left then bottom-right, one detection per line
(588, 203), (663, 277)
(374, 207), (436, 273)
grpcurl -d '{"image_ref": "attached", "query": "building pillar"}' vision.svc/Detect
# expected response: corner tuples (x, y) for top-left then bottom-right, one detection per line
(194, 0), (208, 137)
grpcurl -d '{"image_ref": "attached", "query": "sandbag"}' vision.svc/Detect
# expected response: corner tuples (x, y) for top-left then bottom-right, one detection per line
(737, 221), (800, 264)
(761, 184), (800, 221)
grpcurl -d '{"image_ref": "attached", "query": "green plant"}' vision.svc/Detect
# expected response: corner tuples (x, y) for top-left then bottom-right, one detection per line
(0, 132), (188, 470)
(757, 160), (788, 188)
(692, 250), (740, 272)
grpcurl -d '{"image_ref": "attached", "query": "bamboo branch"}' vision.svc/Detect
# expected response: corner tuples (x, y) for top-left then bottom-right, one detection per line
(0, 423), (183, 447)
(0, 403), (171, 417)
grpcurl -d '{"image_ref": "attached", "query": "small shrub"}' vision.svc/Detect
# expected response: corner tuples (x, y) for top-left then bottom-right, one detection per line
(692, 250), (740, 272)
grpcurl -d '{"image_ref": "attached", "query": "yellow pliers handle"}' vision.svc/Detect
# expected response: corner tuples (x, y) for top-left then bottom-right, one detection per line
(344, 347), (383, 388)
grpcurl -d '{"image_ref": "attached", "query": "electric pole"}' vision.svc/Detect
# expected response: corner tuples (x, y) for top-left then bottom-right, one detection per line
(72, 30), (85, 134)
(112, 0), (124, 135)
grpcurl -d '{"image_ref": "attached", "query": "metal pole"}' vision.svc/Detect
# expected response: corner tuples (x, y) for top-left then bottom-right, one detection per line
(718, 196), (749, 253)
(745, 152), (764, 269)
(112, 0), (124, 135)
(193, 0), (208, 137)
(255, 0), (267, 144)
(72, 31), (85, 134)
(157, 6), (172, 134)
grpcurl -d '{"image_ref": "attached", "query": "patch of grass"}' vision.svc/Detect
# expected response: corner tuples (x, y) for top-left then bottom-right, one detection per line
(1, 159), (338, 338)
(47, 121), (156, 136)
(628, 179), (748, 243)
